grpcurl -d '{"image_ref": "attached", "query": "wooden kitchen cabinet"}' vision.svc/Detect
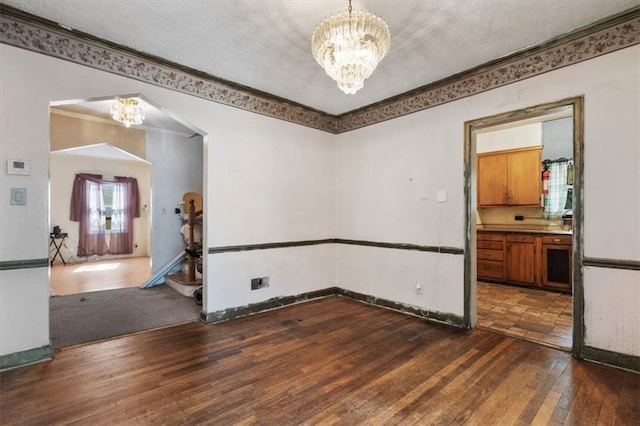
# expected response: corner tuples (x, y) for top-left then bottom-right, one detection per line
(477, 147), (542, 207)
(477, 233), (505, 281)
(541, 235), (572, 292)
(505, 234), (536, 284)
(477, 231), (572, 294)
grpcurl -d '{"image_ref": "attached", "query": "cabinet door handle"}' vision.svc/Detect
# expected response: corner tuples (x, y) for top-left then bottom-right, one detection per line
(553, 238), (561, 242)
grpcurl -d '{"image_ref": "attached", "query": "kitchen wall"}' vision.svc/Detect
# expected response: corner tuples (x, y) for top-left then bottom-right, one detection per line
(542, 117), (573, 160)
(49, 153), (151, 261)
(476, 122), (545, 226)
(476, 122), (542, 153)
(475, 115), (574, 228)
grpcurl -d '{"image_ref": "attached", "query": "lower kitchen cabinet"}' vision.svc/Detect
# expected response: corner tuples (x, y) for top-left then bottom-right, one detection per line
(477, 233), (505, 281)
(477, 231), (572, 294)
(505, 234), (536, 284)
(541, 235), (572, 292)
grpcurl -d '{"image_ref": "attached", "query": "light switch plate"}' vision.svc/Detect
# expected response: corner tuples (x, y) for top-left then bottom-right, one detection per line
(10, 187), (27, 205)
(436, 190), (447, 203)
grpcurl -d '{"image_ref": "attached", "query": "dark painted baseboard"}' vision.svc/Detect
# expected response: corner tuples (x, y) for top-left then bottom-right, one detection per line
(200, 287), (339, 323)
(0, 345), (52, 371)
(201, 285), (466, 330)
(336, 288), (467, 328)
(0, 258), (49, 270)
(581, 345), (640, 373)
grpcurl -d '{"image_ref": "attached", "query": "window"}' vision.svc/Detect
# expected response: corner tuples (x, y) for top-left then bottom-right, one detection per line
(87, 182), (129, 233)
(543, 160), (573, 219)
(70, 173), (140, 256)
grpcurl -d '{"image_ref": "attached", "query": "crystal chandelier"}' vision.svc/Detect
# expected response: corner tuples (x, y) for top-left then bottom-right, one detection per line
(312, 0), (390, 94)
(111, 98), (144, 127)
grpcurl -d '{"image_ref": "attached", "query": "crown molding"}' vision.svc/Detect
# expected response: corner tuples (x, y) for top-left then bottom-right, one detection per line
(1, 4), (638, 134)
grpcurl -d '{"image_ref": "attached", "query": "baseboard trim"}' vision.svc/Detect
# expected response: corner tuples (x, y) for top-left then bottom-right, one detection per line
(581, 345), (640, 373)
(0, 345), (52, 371)
(0, 258), (49, 271)
(201, 286), (467, 328)
(200, 287), (338, 323)
(336, 288), (467, 328)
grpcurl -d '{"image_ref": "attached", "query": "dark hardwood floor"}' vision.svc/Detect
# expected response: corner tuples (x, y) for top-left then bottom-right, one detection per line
(1, 296), (638, 425)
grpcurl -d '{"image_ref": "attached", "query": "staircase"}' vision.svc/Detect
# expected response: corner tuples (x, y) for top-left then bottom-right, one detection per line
(165, 258), (202, 297)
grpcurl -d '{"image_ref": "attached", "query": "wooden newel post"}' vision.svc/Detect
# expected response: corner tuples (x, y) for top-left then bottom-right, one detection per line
(188, 199), (196, 282)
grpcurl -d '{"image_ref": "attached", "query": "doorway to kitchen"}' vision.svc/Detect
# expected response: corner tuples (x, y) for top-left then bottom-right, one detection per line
(464, 97), (583, 352)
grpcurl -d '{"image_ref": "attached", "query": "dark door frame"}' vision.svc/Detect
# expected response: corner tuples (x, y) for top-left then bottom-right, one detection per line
(462, 96), (585, 357)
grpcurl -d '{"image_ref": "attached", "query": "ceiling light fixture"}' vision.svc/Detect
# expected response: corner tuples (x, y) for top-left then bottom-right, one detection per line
(312, 0), (390, 95)
(111, 98), (144, 127)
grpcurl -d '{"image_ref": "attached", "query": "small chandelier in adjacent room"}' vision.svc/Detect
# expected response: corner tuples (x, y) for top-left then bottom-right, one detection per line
(311, 0), (390, 94)
(111, 98), (144, 127)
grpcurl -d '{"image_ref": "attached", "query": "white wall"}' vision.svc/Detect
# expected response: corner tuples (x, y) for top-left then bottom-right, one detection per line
(49, 154), (151, 261)
(1, 41), (638, 360)
(476, 122), (542, 153)
(584, 267), (640, 356)
(145, 131), (203, 273)
(0, 44), (335, 356)
(205, 109), (336, 312)
(336, 46), (639, 355)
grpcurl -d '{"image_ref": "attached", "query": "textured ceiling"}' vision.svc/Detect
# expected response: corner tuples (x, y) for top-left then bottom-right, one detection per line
(51, 99), (196, 135)
(4, 0), (639, 115)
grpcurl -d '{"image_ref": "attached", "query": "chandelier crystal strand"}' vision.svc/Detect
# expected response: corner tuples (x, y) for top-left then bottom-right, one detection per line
(312, 0), (390, 94)
(111, 98), (144, 127)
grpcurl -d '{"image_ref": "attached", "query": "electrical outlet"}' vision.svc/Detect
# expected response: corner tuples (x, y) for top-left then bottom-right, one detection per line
(415, 282), (423, 295)
(251, 276), (270, 290)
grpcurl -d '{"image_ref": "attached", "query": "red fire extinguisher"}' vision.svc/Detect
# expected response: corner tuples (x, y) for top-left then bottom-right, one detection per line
(542, 168), (550, 195)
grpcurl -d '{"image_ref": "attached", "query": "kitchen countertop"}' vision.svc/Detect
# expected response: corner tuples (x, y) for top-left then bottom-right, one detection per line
(477, 225), (572, 235)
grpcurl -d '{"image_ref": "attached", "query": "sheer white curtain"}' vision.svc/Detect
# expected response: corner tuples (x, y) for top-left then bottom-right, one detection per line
(70, 173), (108, 256)
(110, 182), (127, 234)
(543, 160), (570, 219)
(88, 180), (105, 233)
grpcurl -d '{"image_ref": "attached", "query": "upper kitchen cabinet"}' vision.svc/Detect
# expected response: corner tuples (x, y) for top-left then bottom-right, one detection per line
(477, 146), (542, 207)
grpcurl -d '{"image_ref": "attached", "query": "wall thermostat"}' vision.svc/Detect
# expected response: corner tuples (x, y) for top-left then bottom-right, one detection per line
(7, 159), (30, 176)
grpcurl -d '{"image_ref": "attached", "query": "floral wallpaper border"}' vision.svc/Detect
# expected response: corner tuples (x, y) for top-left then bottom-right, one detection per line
(1, 7), (638, 134)
(0, 10), (338, 133)
(337, 13), (640, 133)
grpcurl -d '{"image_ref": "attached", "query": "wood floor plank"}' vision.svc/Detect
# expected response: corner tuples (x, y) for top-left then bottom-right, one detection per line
(50, 256), (151, 295)
(1, 296), (638, 425)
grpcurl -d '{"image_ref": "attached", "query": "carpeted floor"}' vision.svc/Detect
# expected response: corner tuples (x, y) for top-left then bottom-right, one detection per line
(50, 285), (201, 348)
